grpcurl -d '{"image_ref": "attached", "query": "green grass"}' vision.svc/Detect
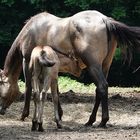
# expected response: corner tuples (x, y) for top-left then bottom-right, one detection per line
(18, 76), (96, 94)
(18, 76), (140, 94)
(58, 76), (96, 93)
(18, 79), (25, 93)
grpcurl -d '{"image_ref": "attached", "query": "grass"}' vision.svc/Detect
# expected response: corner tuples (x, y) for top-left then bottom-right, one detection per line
(18, 76), (140, 94)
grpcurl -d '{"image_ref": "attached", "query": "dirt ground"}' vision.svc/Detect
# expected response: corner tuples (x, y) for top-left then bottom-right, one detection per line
(0, 90), (139, 140)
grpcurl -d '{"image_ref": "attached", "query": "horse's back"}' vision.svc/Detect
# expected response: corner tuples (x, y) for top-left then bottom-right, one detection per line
(69, 10), (109, 65)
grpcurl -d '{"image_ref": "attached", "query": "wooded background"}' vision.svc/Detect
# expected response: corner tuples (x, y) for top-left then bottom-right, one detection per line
(0, 0), (140, 86)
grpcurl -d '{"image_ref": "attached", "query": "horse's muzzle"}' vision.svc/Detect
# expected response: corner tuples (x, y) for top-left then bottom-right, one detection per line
(0, 106), (6, 115)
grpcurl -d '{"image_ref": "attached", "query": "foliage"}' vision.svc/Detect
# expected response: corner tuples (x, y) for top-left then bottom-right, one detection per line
(0, 0), (139, 47)
(0, 0), (140, 85)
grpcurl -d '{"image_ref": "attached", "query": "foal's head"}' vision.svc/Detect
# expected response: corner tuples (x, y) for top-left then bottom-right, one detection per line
(0, 69), (19, 115)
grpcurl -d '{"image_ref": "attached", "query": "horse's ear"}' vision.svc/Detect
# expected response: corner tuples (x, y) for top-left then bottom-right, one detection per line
(0, 69), (4, 75)
(0, 69), (3, 74)
(0, 69), (8, 82)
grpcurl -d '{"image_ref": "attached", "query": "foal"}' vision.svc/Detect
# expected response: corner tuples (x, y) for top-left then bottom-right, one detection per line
(29, 46), (60, 131)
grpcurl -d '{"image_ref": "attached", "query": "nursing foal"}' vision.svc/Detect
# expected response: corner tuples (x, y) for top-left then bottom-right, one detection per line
(30, 45), (60, 131)
(30, 45), (83, 131)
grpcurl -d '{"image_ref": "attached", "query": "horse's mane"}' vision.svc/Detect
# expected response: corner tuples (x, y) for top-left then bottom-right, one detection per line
(4, 40), (22, 76)
(3, 12), (48, 77)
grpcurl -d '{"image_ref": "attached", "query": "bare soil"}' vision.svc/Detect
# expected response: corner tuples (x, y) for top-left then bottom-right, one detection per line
(0, 90), (140, 140)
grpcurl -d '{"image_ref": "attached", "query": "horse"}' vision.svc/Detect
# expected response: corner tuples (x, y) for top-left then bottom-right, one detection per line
(0, 10), (140, 128)
(30, 45), (61, 131)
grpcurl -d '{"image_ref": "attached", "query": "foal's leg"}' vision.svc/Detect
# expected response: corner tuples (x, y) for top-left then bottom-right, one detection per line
(31, 92), (39, 131)
(31, 76), (40, 131)
(85, 64), (109, 127)
(51, 78), (62, 128)
(37, 90), (46, 132)
(21, 58), (32, 121)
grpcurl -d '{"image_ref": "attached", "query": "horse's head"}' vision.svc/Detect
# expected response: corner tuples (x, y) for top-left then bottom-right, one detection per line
(59, 55), (85, 77)
(0, 69), (19, 115)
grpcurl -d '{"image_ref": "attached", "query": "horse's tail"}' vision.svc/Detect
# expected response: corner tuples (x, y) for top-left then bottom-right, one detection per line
(104, 18), (140, 63)
(39, 50), (55, 67)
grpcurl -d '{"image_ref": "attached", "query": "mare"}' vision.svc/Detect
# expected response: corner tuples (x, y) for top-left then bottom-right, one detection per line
(0, 10), (140, 127)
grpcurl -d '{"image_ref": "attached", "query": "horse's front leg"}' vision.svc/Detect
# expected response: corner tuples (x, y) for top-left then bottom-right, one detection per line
(85, 65), (109, 127)
(57, 85), (63, 120)
(21, 58), (32, 121)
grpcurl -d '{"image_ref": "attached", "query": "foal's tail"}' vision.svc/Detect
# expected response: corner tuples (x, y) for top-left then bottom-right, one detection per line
(104, 18), (140, 63)
(39, 50), (55, 67)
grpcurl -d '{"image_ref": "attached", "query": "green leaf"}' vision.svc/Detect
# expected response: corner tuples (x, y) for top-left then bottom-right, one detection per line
(112, 7), (126, 20)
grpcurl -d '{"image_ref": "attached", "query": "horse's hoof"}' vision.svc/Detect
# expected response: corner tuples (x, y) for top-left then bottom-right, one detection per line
(98, 122), (107, 128)
(31, 127), (37, 131)
(56, 120), (62, 129)
(38, 123), (44, 132)
(0, 108), (6, 115)
(84, 122), (92, 127)
(21, 111), (29, 121)
(59, 109), (63, 121)
(20, 116), (25, 121)
(0, 111), (5, 115)
(31, 121), (38, 131)
(57, 123), (62, 129)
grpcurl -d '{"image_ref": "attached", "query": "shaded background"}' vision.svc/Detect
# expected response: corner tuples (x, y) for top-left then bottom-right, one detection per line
(0, 0), (140, 86)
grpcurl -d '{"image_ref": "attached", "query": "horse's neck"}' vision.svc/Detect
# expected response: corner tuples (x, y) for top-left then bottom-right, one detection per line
(4, 41), (22, 82)
(4, 63), (22, 83)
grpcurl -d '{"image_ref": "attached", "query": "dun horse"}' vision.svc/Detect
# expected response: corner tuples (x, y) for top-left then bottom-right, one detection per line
(0, 10), (140, 127)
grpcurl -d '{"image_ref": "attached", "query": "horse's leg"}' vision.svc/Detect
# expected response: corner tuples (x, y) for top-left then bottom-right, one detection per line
(37, 90), (45, 132)
(51, 78), (62, 129)
(102, 37), (117, 79)
(57, 85), (63, 119)
(31, 75), (40, 131)
(85, 64), (109, 127)
(35, 91), (45, 132)
(21, 58), (32, 121)
(31, 92), (38, 131)
(85, 43), (117, 127)
(85, 87), (101, 126)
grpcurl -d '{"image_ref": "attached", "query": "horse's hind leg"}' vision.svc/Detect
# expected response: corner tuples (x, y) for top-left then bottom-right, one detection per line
(51, 78), (62, 129)
(85, 64), (109, 127)
(85, 88), (101, 126)
(37, 90), (46, 132)
(31, 92), (39, 131)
